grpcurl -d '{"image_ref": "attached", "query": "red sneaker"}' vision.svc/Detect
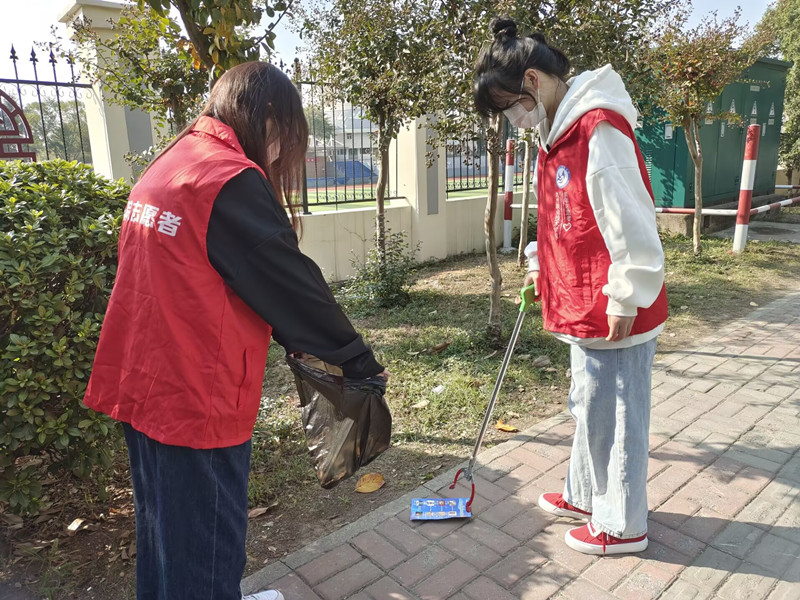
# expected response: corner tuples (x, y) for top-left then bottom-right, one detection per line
(537, 493), (592, 520)
(565, 523), (648, 555)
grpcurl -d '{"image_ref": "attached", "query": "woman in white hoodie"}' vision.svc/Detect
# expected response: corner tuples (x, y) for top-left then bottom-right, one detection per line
(474, 17), (668, 555)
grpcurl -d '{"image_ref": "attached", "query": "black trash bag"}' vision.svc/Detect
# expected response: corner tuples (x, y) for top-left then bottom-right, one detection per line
(286, 355), (391, 489)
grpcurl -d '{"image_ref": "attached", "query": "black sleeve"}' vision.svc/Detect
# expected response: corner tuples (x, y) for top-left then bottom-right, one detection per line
(206, 168), (384, 379)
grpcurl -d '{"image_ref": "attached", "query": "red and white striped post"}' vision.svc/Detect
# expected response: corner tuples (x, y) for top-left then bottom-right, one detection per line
(733, 124), (761, 253)
(503, 139), (515, 251)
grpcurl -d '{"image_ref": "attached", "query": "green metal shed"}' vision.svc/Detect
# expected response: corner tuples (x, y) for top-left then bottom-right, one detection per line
(636, 58), (792, 208)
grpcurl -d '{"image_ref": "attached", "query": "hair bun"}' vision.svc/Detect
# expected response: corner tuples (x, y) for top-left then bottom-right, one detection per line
(530, 32), (547, 45)
(490, 17), (517, 40)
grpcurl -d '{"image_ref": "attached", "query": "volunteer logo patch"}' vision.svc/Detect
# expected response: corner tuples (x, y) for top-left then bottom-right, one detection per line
(556, 165), (570, 189)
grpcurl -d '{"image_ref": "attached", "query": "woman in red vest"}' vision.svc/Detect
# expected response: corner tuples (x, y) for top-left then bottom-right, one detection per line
(84, 62), (387, 599)
(474, 18), (668, 555)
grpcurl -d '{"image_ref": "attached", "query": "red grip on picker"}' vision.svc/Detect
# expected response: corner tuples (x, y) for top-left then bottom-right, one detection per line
(449, 468), (477, 513)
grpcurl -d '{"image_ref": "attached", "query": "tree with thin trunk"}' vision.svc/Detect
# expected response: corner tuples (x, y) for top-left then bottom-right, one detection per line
(645, 10), (773, 256)
(304, 0), (439, 271)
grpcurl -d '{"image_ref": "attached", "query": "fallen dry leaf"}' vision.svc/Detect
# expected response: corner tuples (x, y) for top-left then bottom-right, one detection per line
(248, 507), (269, 519)
(355, 473), (385, 493)
(429, 341), (452, 354)
(495, 420), (519, 433)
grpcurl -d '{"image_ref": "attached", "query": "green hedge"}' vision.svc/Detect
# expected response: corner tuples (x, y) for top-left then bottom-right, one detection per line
(0, 160), (128, 514)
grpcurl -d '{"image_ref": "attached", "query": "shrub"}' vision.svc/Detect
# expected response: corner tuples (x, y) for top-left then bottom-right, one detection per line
(0, 160), (128, 514)
(340, 231), (419, 313)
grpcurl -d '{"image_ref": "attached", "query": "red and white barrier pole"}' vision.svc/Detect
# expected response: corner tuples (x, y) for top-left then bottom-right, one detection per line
(502, 139), (515, 251)
(733, 125), (761, 253)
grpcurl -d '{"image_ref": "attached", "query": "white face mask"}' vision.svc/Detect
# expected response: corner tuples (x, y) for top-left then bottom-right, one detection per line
(503, 80), (547, 130)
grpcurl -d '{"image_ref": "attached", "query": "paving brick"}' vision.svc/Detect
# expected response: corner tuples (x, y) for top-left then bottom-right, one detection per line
(495, 464), (543, 492)
(715, 566), (777, 600)
(711, 521), (767, 560)
(736, 479), (799, 527)
(582, 554), (642, 590)
(613, 562), (674, 600)
(773, 492), (800, 543)
(390, 546), (453, 587)
(651, 495), (701, 530)
(648, 465), (698, 498)
(514, 560), (573, 600)
(555, 578), (616, 600)
(438, 530), (503, 570)
(640, 540), (693, 575)
(296, 545), (362, 586)
(501, 507), (552, 541)
(351, 530), (407, 570)
(267, 573), (323, 600)
(461, 517), (520, 554)
(669, 474), (753, 518)
(508, 445), (560, 472)
(656, 441), (720, 470)
(375, 518), (429, 556)
(658, 580), (714, 600)
(414, 558), (479, 600)
(411, 515), (465, 541)
(647, 521), (706, 560)
(682, 546), (742, 591)
(486, 546), (548, 588)
(726, 466), (773, 497)
(768, 580), (800, 600)
(481, 496), (527, 527)
(479, 454), (523, 482)
(462, 575), (518, 600)
(363, 576), (419, 600)
(677, 507), (729, 544)
(744, 532), (800, 578)
(315, 559), (383, 600)
(527, 523), (597, 573)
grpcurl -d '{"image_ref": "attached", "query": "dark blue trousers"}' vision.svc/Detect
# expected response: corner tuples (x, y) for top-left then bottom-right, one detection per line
(123, 423), (251, 600)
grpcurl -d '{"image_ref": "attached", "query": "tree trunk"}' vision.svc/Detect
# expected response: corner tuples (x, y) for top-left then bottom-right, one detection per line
(684, 117), (703, 257)
(376, 113), (389, 274)
(485, 114), (503, 346)
(517, 132), (535, 268)
(173, 0), (217, 74)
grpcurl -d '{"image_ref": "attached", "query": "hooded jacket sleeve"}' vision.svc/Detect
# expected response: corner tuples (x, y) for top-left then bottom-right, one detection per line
(586, 122), (665, 317)
(205, 168), (384, 379)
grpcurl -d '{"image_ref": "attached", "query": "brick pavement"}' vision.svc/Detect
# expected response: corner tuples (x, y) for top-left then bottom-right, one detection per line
(242, 294), (800, 600)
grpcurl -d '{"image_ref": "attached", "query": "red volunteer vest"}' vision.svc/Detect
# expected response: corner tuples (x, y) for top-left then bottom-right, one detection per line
(536, 108), (668, 338)
(84, 117), (273, 449)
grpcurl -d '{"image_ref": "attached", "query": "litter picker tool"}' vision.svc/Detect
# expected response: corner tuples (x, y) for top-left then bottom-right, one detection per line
(410, 284), (538, 521)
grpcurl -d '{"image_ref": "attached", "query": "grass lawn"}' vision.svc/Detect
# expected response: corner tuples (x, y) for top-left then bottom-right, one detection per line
(6, 233), (800, 599)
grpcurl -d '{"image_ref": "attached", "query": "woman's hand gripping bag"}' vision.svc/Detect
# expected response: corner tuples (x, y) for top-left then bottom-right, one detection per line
(286, 355), (391, 489)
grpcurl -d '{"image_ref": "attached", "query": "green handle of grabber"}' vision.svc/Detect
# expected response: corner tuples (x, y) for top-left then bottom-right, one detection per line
(519, 284), (538, 314)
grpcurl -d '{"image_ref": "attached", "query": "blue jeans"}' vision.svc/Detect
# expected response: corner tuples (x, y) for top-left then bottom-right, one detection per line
(562, 338), (657, 539)
(123, 424), (251, 600)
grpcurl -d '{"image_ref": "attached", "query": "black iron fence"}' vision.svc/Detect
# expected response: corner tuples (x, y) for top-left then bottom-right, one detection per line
(445, 120), (527, 196)
(1, 45), (92, 164)
(295, 79), (399, 212)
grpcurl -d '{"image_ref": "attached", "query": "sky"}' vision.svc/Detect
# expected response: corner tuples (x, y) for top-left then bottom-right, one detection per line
(1, 0), (775, 80)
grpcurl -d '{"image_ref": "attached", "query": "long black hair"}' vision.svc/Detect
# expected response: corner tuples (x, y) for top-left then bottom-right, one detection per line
(474, 17), (571, 118)
(145, 62), (308, 229)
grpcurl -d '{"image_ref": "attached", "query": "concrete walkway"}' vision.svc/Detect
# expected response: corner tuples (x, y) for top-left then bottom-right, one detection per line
(242, 294), (800, 600)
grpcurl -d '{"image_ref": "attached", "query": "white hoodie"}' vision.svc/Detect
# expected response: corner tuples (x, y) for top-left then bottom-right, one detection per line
(525, 65), (665, 349)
